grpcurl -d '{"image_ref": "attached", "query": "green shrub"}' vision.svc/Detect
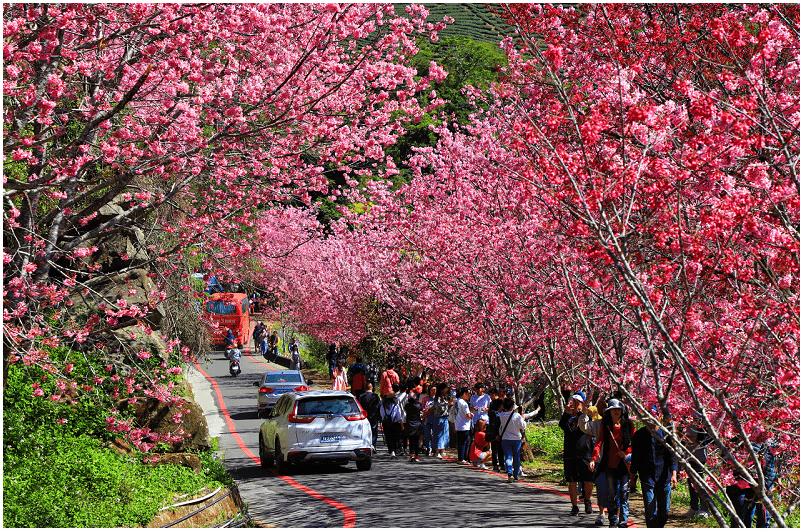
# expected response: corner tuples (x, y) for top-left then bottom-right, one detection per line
(3, 433), (215, 527)
(300, 334), (331, 374)
(525, 422), (563, 460)
(3, 348), (232, 528)
(4, 350), (112, 450)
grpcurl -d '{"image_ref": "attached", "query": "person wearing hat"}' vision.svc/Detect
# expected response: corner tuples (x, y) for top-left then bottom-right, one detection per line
(631, 404), (678, 528)
(560, 391), (595, 516)
(590, 398), (635, 528)
(580, 396), (609, 526)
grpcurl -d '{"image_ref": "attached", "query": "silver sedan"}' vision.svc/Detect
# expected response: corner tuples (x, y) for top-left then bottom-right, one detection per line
(254, 370), (313, 416)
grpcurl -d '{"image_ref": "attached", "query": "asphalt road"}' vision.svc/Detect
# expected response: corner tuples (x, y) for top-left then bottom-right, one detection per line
(188, 345), (612, 528)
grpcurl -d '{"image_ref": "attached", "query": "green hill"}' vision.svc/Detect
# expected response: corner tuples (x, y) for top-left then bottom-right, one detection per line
(396, 3), (513, 46)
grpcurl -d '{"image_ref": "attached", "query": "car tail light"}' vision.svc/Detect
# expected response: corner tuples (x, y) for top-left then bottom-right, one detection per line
(344, 408), (367, 421)
(260, 387), (274, 394)
(293, 385), (308, 392)
(287, 402), (315, 423)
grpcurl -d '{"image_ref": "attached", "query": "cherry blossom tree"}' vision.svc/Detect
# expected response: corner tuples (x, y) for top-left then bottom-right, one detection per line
(256, 4), (799, 525)
(3, 3), (444, 449)
(489, 4), (800, 525)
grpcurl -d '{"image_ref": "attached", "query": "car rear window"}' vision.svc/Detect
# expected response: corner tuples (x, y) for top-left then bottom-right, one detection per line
(297, 396), (360, 416)
(265, 373), (302, 384)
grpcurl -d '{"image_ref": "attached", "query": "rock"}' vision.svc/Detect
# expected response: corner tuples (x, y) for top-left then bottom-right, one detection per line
(69, 268), (166, 328)
(117, 394), (211, 452)
(111, 324), (169, 365)
(86, 225), (151, 271)
(104, 437), (135, 455)
(146, 453), (202, 473)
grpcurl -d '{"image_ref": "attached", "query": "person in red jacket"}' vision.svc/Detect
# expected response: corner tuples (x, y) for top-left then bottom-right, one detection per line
(589, 399), (635, 528)
(380, 362), (400, 398)
(469, 419), (493, 469)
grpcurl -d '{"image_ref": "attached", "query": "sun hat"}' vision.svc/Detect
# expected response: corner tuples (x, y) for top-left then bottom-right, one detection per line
(606, 398), (624, 410)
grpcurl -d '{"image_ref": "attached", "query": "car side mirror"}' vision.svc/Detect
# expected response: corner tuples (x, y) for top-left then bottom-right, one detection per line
(307, 379), (314, 386)
(253, 381), (260, 387)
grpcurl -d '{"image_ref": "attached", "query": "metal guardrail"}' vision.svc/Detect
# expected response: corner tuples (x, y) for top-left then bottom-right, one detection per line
(161, 485), (249, 528)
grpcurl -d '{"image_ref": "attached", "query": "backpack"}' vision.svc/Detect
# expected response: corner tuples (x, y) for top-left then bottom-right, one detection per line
(485, 410), (500, 442)
(381, 401), (397, 425)
(366, 364), (377, 384)
(352, 372), (366, 392)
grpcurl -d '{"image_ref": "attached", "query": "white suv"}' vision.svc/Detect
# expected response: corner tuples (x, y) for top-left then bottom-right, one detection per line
(258, 390), (373, 473)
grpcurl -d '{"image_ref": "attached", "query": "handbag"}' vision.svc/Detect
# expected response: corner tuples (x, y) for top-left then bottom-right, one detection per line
(608, 424), (631, 474)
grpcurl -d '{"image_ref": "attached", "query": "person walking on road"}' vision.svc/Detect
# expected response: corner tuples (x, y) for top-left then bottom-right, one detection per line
(268, 331), (279, 362)
(560, 391), (595, 517)
(327, 342), (337, 378)
(631, 404), (678, 528)
(332, 359), (347, 391)
(488, 387), (505, 472)
(359, 383), (382, 449)
(253, 322), (266, 356)
(394, 382), (409, 455)
(404, 393), (424, 462)
(590, 399), (634, 528)
(381, 390), (403, 458)
(498, 397), (527, 482)
(580, 397), (609, 526)
(380, 362), (400, 398)
(289, 343), (302, 370)
(420, 384), (436, 455)
(349, 356), (367, 400)
(454, 387), (474, 464)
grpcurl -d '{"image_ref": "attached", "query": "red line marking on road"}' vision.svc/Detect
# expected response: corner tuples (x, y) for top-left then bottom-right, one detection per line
(192, 360), (356, 527)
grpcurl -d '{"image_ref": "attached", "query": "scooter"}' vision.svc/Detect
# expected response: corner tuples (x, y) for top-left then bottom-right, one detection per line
(229, 358), (241, 377)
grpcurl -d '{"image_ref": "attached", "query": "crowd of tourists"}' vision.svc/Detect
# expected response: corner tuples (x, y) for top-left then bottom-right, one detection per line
(247, 338), (778, 528)
(339, 356), (778, 529)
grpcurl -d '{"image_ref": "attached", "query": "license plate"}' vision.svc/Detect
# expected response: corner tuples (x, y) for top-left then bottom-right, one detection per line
(320, 434), (341, 443)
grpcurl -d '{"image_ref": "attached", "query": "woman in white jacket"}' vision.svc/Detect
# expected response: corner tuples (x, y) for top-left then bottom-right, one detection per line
(498, 397), (528, 482)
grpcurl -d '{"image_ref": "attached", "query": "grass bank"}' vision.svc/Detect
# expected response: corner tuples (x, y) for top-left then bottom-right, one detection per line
(3, 350), (234, 528)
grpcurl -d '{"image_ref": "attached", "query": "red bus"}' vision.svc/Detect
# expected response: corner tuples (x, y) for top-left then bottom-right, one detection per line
(204, 292), (252, 347)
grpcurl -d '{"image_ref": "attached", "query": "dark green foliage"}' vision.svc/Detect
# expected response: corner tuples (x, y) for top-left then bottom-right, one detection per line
(3, 349), (111, 451)
(311, 8), (512, 228)
(3, 433), (211, 527)
(3, 349), (231, 528)
(385, 35), (507, 175)
(415, 35), (507, 122)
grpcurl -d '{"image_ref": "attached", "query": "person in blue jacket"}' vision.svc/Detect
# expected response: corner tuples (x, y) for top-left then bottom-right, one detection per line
(631, 404), (678, 528)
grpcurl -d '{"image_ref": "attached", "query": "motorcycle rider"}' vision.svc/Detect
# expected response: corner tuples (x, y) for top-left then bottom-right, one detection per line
(223, 329), (235, 359)
(229, 343), (242, 376)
